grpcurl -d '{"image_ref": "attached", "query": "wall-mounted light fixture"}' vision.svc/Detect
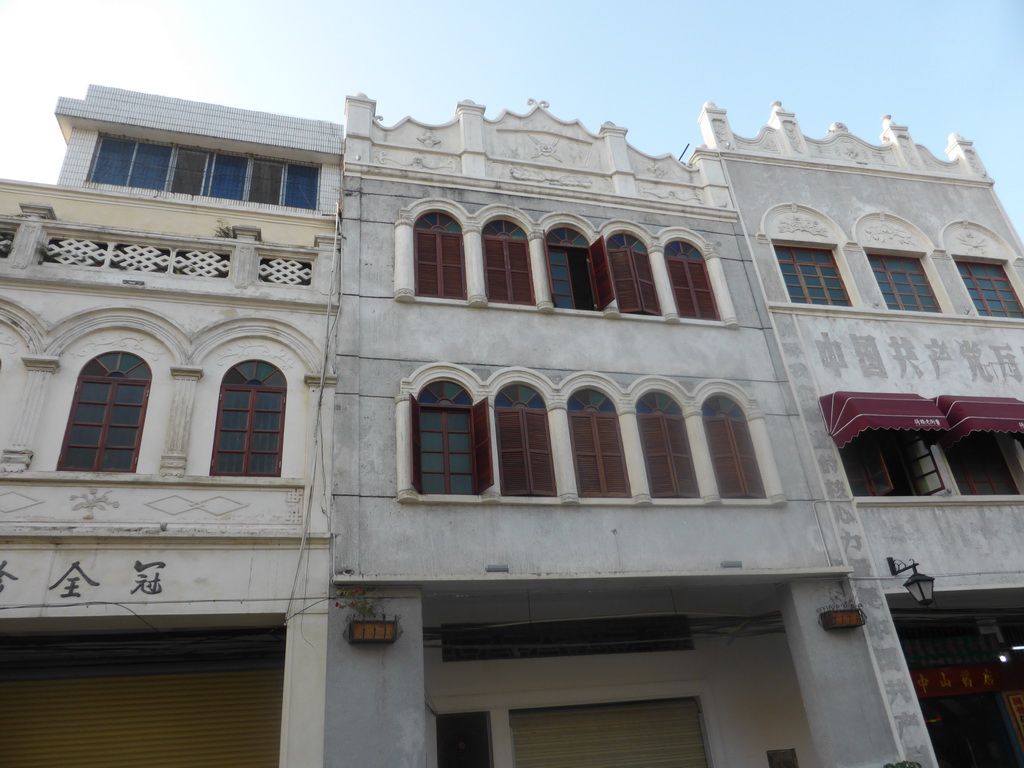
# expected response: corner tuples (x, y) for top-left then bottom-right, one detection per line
(886, 557), (935, 606)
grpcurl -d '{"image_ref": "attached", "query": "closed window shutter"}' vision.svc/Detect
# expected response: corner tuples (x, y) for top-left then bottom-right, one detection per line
(507, 239), (534, 304)
(639, 414), (696, 497)
(705, 417), (763, 498)
(484, 237), (511, 302)
(730, 417), (764, 497)
(524, 410), (556, 495)
(471, 398), (493, 494)
(588, 238), (615, 310)
(510, 698), (709, 768)
(415, 232), (440, 296)
(439, 233), (466, 299)
(595, 415), (630, 497)
(669, 258), (718, 320)
(570, 412), (603, 496)
(633, 251), (661, 315)
(410, 395), (423, 493)
(608, 247), (641, 313)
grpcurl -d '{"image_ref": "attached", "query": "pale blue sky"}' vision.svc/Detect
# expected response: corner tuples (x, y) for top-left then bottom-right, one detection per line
(1, 0), (1021, 232)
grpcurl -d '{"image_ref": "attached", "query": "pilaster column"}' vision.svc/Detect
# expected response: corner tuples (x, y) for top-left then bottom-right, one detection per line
(880, 116), (923, 171)
(159, 366), (204, 477)
(394, 215), (415, 302)
(456, 100), (487, 177)
(280, 608), (328, 768)
(9, 219), (46, 270)
(598, 122), (637, 197)
(946, 133), (988, 178)
(547, 403), (579, 504)
(463, 224), (487, 307)
(683, 406), (719, 503)
(528, 230), (554, 312)
(485, 401), (502, 502)
(747, 409), (785, 504)
(767, 101), (807, 156)
(648, 246), (677, 321)
(2, 355), (60, 472)
(704, 251), (738, 328)
(617, 408), (650, 504)
(395, 394), (416, 501)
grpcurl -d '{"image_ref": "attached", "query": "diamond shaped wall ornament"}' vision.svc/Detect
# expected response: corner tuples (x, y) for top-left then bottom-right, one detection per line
(145, 495), (248, 517)
(0, 492), (43, 513)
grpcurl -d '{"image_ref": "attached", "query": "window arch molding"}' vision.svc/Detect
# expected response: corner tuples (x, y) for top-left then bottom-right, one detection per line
(469, 204), (536, 235)
(760, 204), (861, 310)
(0, 301), (45, 355)
(691, 379), (784, 503)
(47, 308), (189, 364)
(536, 213), (599, 245)
(191, 319), (321, 373)
(853, 211), (952, 313)
(394, 199), (472, 302)
(939, 220), (1024, 318)
(654, 227), (735, 325)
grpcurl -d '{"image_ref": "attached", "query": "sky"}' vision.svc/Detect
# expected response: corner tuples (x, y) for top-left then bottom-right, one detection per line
(1, 0), (1022, 233)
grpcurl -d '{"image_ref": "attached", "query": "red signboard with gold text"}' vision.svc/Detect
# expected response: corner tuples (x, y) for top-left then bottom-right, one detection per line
(912, 665), (1002, 698)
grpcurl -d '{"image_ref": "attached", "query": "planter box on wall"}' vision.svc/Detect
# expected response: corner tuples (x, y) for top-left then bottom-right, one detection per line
(346, 617), (400, 644)
(819, 609), (866, 631)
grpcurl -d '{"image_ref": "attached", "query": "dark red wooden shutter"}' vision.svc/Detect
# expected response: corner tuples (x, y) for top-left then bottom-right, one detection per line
(410, 395), (423, 493)
(570, 412), (603, 496)
(665, 414), (697, 497)
(497, 410), (529, 495)
(608, 247), (641, 313)
(524, 410), (555, 496)
(595, 415), (630, 497)
(589, 238), (615, 310)
(639, 414), (673, 496)
(669, 258), (717, 320)
(484, 237), (511, 303)
(439, 233), (466, 299)
(730, 418), (764, 497)
(415, 232), (439, 297)
(633, 251), (661, 315)
(705, 417), (742, 497)
(471, 398), (493, 494)
(507, 240), (534, 304)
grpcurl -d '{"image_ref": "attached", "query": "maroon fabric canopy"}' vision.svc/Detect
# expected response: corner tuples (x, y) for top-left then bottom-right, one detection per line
(819, 391), (950, 447)
(935, 395), (1024, 446)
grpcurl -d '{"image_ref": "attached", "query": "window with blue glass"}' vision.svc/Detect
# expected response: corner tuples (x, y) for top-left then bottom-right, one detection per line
(89, 136), (319, 210)
(411, 381), (492, 495)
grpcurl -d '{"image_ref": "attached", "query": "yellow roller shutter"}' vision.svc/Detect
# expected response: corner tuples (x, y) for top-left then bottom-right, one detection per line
(510, 698), (708, 768)
(0, 668), (284, 768)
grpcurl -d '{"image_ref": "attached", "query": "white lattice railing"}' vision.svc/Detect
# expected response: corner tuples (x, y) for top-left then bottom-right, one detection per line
(44, 237), (231, 279)
(0, 230), (14, 258)
(258, 256), (314, 286)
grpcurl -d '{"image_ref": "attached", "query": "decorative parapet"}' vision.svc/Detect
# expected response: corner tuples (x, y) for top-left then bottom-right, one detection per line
(696, 101), (987, 180)
(344, 95), (712, 208)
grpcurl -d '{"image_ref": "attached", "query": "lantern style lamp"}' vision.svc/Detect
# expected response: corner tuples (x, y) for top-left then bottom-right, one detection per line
(886, 557), (935, 606)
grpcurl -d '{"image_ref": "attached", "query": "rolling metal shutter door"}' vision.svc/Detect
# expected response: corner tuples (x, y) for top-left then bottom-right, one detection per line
(0, 668), (284, 768)
(510, 698), (709, 768)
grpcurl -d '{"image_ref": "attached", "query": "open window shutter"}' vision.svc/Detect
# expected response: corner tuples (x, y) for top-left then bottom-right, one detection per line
(507, 240), (534, 304)
(497, 410), (529, 495)
(705, 417), (743, 497)
(484, 237), (510, 302)
(608, 247), (641, 313)
(415, 232), (440, 297)
(439, 233), (466, 299)
(730, 419), (764, 497)
(596, 414), (630, 497)
(666, 414), (697, 497)
(853, 440), (893, 496)
(524, 410), (556, 496)
(410, 395), (423, 493)
(589, 238), (615, 310)
(634, 252), (661, 314)
(471, 398), (493, 494)
(570, 413), (603, 496)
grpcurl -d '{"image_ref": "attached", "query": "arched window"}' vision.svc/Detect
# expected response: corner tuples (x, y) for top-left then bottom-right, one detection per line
(702, 396), (764, 498)
(665, 241), (718, 320)
(484, 220), (533, 305)
(412, 380), (491, 495)
(607, 234), (660, 315)
(59, 352), (152, 472)
(567, 389), (629, 498)
(415, 213), (465, 299)
(495, 385), (555, 496)
(546, 228), (611, 311)
(211, 361), (286, 476)
(637, 392), (697, 498)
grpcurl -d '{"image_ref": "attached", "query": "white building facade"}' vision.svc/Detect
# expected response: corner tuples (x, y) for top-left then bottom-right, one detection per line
(0, 87), (341, 768)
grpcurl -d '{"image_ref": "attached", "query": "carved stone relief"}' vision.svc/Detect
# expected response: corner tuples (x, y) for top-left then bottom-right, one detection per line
(74, 335), (164, 360)
(863, 221), (914, 247)
(777, 215), (831, 239)
(214, 343), (293, 369)
(375, 150), (457, 172)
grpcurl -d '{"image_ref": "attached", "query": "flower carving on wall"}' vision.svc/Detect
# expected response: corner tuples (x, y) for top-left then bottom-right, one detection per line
(777, 215), (830, 238)
(865, 222), (913, 246)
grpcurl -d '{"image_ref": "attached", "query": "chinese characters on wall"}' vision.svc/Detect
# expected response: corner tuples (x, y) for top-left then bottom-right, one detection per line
(0, 558), (168, 599)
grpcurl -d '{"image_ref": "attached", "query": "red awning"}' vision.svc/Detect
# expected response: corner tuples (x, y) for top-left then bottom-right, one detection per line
(935, 395), (1024, 446)
(819, 391), (950, 447)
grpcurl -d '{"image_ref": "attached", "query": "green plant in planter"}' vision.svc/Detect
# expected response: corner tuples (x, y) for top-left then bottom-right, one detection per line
(336, 586), (385, 618)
